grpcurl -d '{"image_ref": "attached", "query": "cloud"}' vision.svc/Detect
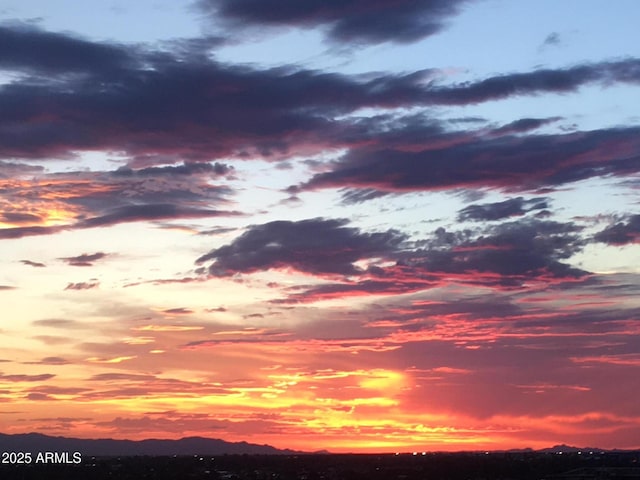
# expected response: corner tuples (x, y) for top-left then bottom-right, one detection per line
(273, 218), (589, 303)
(88, 373), (157, 382)
(273, 277), (439, 304)
(112, 161), (233, 178)
(421, 59), (640, 105)
(0, 373), (55, 382)
(64, 281), (99, 291)
(0, 285), (17, 290)
(0, 160), (43, 178)
(24, 357), (70, 365)
(403, 220), (587, 281)
(20, 259), (46, 267)
(540, 32), (561, 50)
(206, 307), (227, 312)
(0, 225), (64, 240)
(78, 204), (235, 229)
(1, 24), (639, 164)
(60, 252), (108, 267)
(593, 214), (640, 245)
(196, 218), (406, 277)
(491, 117), (560, 135)
(458, 197), (549, 222)
(0, 207), (238, 241)
(26, 393), (53, 401)
(0, 28), (411, 160)
(339, 188), (392, 205)
(0, 163), (238, 240)
(299, 126), (640, 196)
(161, 308), (194, 315)
(203, 0), (472, 45)
(198, 226), (238, 236)
(0, 23), (136, 75)
(1, 212), (43, 224)
(31, 319), (85, 329)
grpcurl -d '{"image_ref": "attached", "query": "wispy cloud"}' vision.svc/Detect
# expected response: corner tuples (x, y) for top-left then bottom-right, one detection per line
(64, 281), (99, 291)
(60, 252), (108, 267)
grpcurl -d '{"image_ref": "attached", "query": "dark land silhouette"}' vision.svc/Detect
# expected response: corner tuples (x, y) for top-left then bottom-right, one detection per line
(1, 450), (640, 479)
(1, 433), (640, 479)
(0, 432), (301, 456)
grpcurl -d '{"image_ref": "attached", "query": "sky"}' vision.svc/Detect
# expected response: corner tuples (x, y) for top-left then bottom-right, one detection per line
(0, 0), (639, 453)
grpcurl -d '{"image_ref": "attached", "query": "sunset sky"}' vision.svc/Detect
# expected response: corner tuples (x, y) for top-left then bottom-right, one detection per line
(1, 0), (639, 453)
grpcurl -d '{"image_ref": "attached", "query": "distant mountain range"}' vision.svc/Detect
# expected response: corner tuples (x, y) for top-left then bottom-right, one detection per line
(0, 432), (303, 456)
(538, 444), (610, 453)
(502, 444), (627, 454)
(0, 433), (632, 457)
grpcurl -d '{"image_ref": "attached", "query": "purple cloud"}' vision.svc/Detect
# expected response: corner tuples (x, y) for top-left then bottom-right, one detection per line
(204, 0), (472, 45)
(64, 281), (99, 291)
(593, 215), (640, 245)
(458, 197), (550, 222)
(299, 126), (640, 197)
(20, 259), (46, 268)
(60, 252), (108, 267)
(196, 218), (406, 277)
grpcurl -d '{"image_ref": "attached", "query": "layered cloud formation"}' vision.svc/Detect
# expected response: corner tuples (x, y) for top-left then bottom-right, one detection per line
(1, 1), (639, 452)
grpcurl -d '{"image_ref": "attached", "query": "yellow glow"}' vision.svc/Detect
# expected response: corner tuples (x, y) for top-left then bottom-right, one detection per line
(123, 336), (155, 345)
(86, 356), (137, 363)
(359, 369), (405, 391)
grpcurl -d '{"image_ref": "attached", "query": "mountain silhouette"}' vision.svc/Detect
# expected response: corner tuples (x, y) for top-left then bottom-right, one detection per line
(0, 432), (302, 456)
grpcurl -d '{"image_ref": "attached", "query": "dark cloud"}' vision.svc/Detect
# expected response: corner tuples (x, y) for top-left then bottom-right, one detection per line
(0, 162), (237, 240)
(206, 307), (227, 312)
(0, 285), (16, 291)
(24, 357), (70, 365)
(198, 226), (238, 236)
(77, 204), (235, 229)
(0, 373), (55, 382)
(0, 160), (44, 177)
(458, 197), (549, 222)
(161, 308), (194, 315)
(491, 117), (560, 135)
(89, 373), (156, 382)
(1, 24), (639, 163)
(64, 281), (99, 291)
(28, 387), (88, 397)
(404, 220), (587, 281)
(0, 23), (136, 75)
(0, 34), (422, 160)
(112, 162), (233, 177)
(60, 252), (108, 267)
(300, 126), (640, 195)
(0, 225), (63, 240)
(593, 215), (640, 245)
(196, 218), (407, 277)
(340, 188), (392, 205)
(26, 392), (53, 401)
(422, 59), (640, 105)
(274, 219), (588, 302)
(1, 212), (43, 224)
(204, 0), (472, 45)
(542, 32), (561, 48)
(20, 259), (46, 268)
(0, 204), (235, 240)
